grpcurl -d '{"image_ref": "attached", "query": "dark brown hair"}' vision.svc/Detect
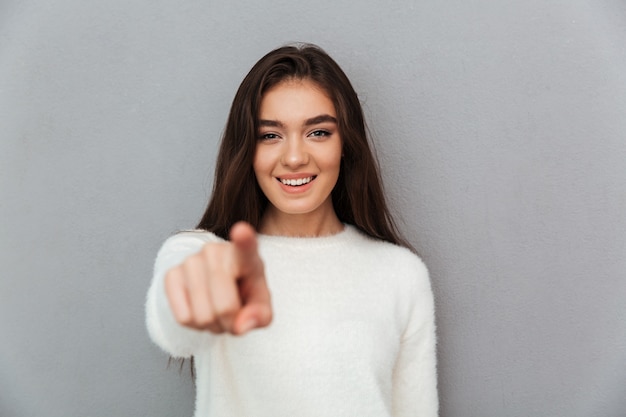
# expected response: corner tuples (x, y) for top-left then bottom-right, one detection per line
(197, 43), (411, 250)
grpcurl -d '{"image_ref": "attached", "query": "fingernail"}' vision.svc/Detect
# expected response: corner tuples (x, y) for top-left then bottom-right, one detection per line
(240, 319), (256, 334)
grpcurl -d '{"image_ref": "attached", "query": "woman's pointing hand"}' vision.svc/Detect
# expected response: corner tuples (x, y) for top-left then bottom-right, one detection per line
(164, 222), (272, 335)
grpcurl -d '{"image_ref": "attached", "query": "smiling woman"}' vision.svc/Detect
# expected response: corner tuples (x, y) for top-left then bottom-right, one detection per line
(254, 79), (343, 236)
(145, 44), (438, 417)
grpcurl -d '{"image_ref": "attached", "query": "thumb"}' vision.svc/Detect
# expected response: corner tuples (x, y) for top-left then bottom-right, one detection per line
(233, 270), (272, 335)
(229, 221), (272, 335)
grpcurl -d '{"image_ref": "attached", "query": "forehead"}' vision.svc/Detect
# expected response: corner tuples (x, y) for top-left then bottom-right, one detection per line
(259, 79), (336, 118)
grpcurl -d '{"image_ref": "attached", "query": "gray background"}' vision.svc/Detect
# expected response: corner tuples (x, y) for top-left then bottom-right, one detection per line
(1, 0), (625, 416)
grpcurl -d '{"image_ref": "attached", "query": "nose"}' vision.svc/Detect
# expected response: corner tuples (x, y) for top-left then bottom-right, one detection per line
(281, 137), (309, 169)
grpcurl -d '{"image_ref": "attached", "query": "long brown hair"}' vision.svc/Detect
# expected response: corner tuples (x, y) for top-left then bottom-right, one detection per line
(197, 43), (412, 250)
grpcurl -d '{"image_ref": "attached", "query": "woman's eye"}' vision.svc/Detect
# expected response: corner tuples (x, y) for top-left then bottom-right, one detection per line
(258, 133), (279, 141)
(309, 130), (331, 138)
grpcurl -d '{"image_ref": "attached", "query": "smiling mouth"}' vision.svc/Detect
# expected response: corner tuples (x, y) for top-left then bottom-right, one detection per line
(278, 176), (316, 186)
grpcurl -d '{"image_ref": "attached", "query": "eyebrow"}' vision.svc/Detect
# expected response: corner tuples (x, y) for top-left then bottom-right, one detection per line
(258, 114), (338, 128)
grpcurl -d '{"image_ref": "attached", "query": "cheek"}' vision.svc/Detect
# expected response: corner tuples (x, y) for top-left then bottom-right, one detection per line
(325, 144), (343, 172)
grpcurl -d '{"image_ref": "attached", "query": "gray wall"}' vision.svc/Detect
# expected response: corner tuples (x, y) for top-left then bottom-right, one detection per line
(1, 0), (625, 416)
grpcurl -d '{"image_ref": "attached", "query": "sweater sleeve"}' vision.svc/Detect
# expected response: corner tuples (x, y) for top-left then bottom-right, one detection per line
(392, 257), (439, 417)
(145, 231), (222, 358)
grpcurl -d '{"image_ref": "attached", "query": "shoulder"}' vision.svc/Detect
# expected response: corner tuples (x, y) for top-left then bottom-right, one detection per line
(154, 230), (224, 272)
(346, 225), (429, 283)
(158, 229), (223, 253)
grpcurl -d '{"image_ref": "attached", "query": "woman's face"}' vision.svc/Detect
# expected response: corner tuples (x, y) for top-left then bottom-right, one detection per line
(253, 78), (342, 221)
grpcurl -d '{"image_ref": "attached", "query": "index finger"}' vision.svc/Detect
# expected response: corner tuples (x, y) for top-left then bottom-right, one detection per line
(230, 222), (259, 261)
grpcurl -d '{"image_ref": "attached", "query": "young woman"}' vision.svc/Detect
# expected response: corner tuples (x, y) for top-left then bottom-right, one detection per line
(146, 44), (438, 416)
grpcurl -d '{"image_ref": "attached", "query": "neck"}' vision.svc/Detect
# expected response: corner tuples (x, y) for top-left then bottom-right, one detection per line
(259, 207), (344, 237)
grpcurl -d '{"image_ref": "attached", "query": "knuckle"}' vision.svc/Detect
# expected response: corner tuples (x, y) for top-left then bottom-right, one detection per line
(215, 300), (239, 318)
(201, 241), (220, 252)
(174, 310), (193, 327)
(193, 311), (216, 329)
(204, 261), (220, 277)
(164, 266), (181, 285)
(184, 253), (203, 270)
(200, 244), (214, 259)
(202, 242), (225, 260)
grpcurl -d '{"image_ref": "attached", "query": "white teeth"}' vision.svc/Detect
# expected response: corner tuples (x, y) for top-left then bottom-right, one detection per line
(280, 176), (313, 186)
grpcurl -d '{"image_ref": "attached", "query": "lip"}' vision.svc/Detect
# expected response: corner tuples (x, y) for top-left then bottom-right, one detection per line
(276, 173), (317, 180)
(275, 174), (317, 194)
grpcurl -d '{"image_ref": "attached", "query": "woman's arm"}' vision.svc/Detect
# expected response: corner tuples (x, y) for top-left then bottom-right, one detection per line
(392, 259), (439, 416)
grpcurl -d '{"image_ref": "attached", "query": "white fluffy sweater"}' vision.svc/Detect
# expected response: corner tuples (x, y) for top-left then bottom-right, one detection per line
(146, 225), (438, 417)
